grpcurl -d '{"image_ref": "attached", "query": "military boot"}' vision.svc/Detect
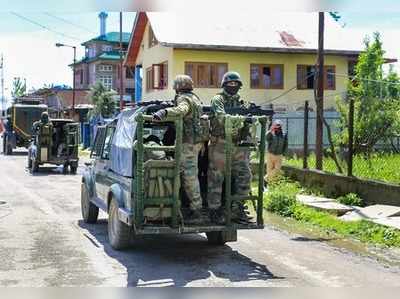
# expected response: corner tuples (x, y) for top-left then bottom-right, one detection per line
(209, 208), (225, 225)
(185, 209), (203, 225)
(232, 203), (252, 224)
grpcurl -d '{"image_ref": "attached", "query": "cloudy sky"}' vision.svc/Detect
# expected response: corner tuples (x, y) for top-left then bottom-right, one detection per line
(0, 1), (400, 105)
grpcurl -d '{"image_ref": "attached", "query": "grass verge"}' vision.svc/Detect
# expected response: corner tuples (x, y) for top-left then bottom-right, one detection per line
(264, 177), (400, 248)
(285, 153), (400, 185)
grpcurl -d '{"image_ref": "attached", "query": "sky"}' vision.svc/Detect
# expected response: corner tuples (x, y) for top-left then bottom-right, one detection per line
(0, 12), (137, 103)
(1, 3), (400, 106)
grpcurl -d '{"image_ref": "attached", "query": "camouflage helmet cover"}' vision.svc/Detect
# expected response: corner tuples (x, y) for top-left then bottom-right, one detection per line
(221, 71), (242, 87)
(173, 75), (194, 91)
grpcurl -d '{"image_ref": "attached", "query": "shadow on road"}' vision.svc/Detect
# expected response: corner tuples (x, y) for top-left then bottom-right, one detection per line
(78, 219), (284, 286)
(291, 236), (336, 242)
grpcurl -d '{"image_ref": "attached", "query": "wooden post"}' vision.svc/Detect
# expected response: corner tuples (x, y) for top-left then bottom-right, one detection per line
(348, 98), (354, 176)
(303, 100), (309, 169)
(315, 12), (325, 170)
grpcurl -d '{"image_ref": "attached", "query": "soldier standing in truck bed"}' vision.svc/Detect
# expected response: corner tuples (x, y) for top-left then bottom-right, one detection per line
(152, 75), (204, 224)
(207, 71), (252, 224)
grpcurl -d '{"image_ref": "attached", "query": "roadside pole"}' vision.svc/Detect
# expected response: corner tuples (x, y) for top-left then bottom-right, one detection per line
(348, 97), (354, 176)
(303, 100), (309, 169)
(119, 11), (124, 110)
(315, 12), (325, 170)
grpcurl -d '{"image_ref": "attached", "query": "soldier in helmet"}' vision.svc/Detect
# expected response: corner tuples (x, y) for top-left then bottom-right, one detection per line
(207, 71), (252, 224)
(32, 111), (51, 134)
(152, 75), (204, 223)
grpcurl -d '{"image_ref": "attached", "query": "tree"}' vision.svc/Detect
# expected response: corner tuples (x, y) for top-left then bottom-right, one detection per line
(11, 77), (26, 98)
(336, 32), (400, 156)
(87, 82), (117, 118)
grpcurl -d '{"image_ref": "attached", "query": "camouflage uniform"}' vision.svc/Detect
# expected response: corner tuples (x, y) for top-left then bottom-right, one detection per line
(207, 90), (252, 212)
(156, 75), (204, 212)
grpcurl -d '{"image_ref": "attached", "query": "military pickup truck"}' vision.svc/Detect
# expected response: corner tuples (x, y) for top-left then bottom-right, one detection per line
(28, 119), (80, 174)
(81, 102), (271, 250)
(2, 102), (48, 155)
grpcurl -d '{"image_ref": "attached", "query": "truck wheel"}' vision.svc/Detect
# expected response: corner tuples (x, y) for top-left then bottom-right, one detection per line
(27, 156), (32, 168)
(62, 163), (69, 174)
(4, 136), (12, 155)
(206, 231), (228, 246)
(2, 136), (6, 155)
(108, 198), (131, 250)
(31, 159), (39, 173)
(81, 183), (99, 223)
(70, 164), (78, 175)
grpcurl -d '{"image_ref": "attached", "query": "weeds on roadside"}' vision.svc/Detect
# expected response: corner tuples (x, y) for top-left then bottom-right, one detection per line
(264, 177), (400, 248)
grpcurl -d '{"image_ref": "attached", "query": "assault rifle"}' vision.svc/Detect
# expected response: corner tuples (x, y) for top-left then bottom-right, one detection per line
(202, 102), (274, 118)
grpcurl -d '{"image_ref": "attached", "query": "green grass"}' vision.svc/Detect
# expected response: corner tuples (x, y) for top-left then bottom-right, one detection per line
(264, 177), (400, 248)
(285, 153), (400, 185)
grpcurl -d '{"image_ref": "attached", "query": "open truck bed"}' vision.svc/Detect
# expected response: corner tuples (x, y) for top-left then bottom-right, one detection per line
(81, 104), (270, 249)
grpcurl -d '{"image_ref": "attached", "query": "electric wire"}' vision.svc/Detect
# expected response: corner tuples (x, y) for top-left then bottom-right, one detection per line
(43, 13), (97, 35)
(11, 12), (80, 41)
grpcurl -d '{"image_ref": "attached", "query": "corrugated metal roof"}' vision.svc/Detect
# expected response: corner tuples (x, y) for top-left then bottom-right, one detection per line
(82, 32), (131, 45)
(147, 12), (363, 54)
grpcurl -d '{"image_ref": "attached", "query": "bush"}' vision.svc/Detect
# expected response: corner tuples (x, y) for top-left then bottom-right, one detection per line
(265, 191), (296, 217)
(337, 193), (364, 207)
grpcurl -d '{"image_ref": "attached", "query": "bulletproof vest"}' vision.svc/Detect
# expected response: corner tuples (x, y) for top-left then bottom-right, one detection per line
(178, 92), (204, 144)
(210, 92), (242, 138)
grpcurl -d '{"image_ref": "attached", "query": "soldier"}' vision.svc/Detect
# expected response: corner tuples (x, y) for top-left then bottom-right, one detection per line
(32, 111), (51, 133)
(207, 71), (252, 224)
(152, 75), (204, 223)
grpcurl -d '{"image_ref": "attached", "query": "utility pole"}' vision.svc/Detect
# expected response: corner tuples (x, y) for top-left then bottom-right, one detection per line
(1, 54), (4, 116)
(315, 12), (325, 170)
(119, 11), (124, 110)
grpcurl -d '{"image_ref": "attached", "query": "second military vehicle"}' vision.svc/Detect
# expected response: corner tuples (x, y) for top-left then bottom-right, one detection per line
(2, 100), (48, 155)
(81, 101), (272, 250)
(28, 118), (80, 174)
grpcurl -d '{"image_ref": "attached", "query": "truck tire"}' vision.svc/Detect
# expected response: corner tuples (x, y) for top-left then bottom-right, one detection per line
(2, 135), (6, 155)
(70, 164), (78, 175)
(27, 156), (32, 168)
(81, 183), (99, 223)
(31, 159), (39, 173)
(206, 231), (226, 245)
(62, 163), (69, 174)
(4, 135), (12, 155)
(108, 198), (131, 250)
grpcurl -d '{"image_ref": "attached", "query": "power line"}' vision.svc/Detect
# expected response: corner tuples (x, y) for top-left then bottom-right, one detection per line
(43, 13), (97, 35)
(11, 12), (80, 41)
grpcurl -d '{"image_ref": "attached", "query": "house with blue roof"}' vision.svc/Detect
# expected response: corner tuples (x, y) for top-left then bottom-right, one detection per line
(72, 12), (135, 101)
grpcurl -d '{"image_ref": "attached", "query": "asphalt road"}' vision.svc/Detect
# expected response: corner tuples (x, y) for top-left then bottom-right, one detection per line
(1, 146), (400, 286)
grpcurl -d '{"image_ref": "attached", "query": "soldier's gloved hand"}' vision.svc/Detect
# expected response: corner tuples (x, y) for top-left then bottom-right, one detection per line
(153, 109), (167, 121)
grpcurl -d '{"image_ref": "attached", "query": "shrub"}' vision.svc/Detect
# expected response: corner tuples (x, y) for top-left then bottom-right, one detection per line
(337, 193), (364, 207)
(265, 191), (296, 217)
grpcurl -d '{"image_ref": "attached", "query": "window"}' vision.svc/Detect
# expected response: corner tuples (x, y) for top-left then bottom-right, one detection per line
(98, 64), (113, 72)
(125, 88), (135, 94)
(185, 62), (228, 88)
(146, 62), (168, 91)
(88, 47), (96, 58)
(90, 127), (106, 158)
(102, 45), (112, 52)
(126, 67), (135, 79)
(148, 26), (158, 48)
(80, 69), (84, 84)
(297, 65), (336, 90)
(98, 74), (113, 90)
(250, 64), (284, 89)
(101, 127), (116, 160)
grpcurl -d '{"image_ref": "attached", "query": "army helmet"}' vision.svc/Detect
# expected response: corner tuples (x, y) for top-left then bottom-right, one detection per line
(173, 75), (194, 92)
(41, 111), (49, 123)
(221, 71), (243, 88)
